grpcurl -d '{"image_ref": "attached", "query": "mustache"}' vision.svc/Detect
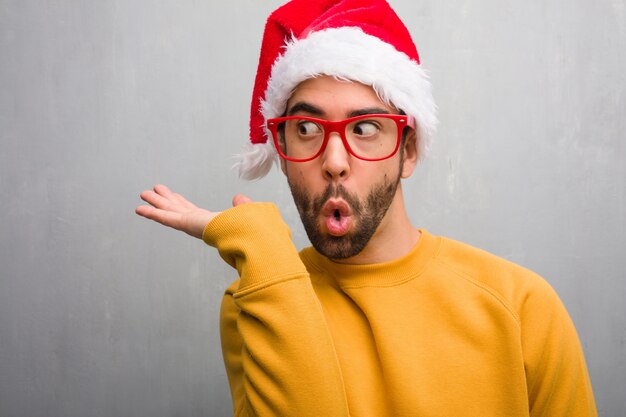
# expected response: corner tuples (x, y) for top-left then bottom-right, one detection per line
(312, 184), (363, 215)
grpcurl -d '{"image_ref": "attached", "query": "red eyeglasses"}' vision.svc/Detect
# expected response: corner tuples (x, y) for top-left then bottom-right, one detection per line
(267, 114), (415, 162)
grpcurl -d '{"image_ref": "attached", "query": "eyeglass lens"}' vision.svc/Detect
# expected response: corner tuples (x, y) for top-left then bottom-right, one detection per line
(278, 116), (399, 160)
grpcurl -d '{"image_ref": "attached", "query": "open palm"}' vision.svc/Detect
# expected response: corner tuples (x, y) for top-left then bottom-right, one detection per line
(135, 184), (251, 239)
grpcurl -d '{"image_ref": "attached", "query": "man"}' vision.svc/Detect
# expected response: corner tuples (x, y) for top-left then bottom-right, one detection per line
(136, 0), (597, 416)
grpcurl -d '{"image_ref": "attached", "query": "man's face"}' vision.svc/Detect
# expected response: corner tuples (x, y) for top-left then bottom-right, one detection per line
(281, 76), (417, 260)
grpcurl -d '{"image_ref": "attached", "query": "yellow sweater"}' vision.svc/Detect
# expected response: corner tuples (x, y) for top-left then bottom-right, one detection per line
(203, 203), (597, 417)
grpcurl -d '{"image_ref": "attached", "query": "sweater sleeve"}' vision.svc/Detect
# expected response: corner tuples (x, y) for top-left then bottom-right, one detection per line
(203, 203), (350, 417)
(520, 277), (597, 417)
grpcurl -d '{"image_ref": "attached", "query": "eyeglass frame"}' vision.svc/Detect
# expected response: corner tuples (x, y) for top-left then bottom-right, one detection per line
(266, 113), (416, 162)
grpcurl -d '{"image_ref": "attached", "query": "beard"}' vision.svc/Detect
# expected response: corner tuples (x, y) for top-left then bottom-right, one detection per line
(287, 171), (402, 260)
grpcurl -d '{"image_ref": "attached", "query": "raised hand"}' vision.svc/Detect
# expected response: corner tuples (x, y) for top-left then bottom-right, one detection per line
(135, 184), (252, 239)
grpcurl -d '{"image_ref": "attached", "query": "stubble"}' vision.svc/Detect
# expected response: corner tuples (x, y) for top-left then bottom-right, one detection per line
(288, 172), (401, 259)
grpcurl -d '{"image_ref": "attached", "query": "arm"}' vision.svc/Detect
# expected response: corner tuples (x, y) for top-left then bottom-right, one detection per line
(136, 185), (350, 417)
(520, 279), (597, 417)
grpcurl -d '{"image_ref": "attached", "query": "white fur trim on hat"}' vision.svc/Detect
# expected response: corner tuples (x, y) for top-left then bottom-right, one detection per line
(236, 26), (438, 180)
(233, 140), (277, 180)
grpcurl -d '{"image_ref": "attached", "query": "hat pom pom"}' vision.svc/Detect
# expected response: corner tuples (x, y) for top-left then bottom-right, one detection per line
(233, 141), (278, 180)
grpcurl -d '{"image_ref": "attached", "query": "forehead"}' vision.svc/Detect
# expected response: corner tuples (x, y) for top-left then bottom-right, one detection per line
(286, 76), (397, 115)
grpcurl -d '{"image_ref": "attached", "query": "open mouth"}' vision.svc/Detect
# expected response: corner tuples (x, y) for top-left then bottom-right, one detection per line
(322, 200), (352, 236)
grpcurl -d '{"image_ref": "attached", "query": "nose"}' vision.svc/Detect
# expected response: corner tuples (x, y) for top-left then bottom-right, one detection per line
(321, 132), (351, 181)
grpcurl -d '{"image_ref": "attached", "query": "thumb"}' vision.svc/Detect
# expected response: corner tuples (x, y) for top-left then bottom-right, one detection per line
(232, 194), (253, 207)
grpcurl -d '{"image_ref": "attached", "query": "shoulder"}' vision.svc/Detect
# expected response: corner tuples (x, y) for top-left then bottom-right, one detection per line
(434, 236), (543, 285)
(430, 235), (565, 323)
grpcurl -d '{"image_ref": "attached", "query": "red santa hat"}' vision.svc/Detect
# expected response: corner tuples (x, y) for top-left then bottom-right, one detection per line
(235, 0), (438, 179)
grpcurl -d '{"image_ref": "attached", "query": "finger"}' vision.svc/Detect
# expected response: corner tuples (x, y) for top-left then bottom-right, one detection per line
(172, 192), (197, 210)
(153, 184), (176, 198)
(153, 184), (197, 210)
(135, 205), (183, 230)
(135, 204), (153, 217)
(232, 194), (253, 207)
(140, 190), (178, 211)
(153, 184), (189, 207)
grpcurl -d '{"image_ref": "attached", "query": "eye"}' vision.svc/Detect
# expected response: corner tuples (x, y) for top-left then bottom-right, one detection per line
(297, 121), (322, 137)
(352, 121), (379, 137)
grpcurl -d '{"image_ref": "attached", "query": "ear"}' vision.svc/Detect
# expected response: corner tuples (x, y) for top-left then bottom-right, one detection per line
(400, 129), (418, 178)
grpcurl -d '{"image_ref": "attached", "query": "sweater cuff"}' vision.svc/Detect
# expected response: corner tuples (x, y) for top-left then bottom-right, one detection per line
(202, 202), (308, 293)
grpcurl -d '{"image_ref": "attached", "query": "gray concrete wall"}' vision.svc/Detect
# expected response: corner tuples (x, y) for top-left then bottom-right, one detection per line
(1, 0), (624, 416)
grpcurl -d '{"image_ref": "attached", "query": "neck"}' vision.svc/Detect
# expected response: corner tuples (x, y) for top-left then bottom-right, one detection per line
(332, 184), (420, 265)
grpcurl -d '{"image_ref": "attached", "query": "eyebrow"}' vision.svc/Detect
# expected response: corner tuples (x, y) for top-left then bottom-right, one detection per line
(287, 102), (324, 116)
(287, 102), (391, 118)
(347, 107), (391, 118)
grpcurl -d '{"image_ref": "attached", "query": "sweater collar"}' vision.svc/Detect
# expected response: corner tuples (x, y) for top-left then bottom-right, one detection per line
(300, 229), (441, 289)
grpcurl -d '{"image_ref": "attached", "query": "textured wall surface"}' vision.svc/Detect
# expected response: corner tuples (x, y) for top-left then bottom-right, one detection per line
(1, 0), (624, 416)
